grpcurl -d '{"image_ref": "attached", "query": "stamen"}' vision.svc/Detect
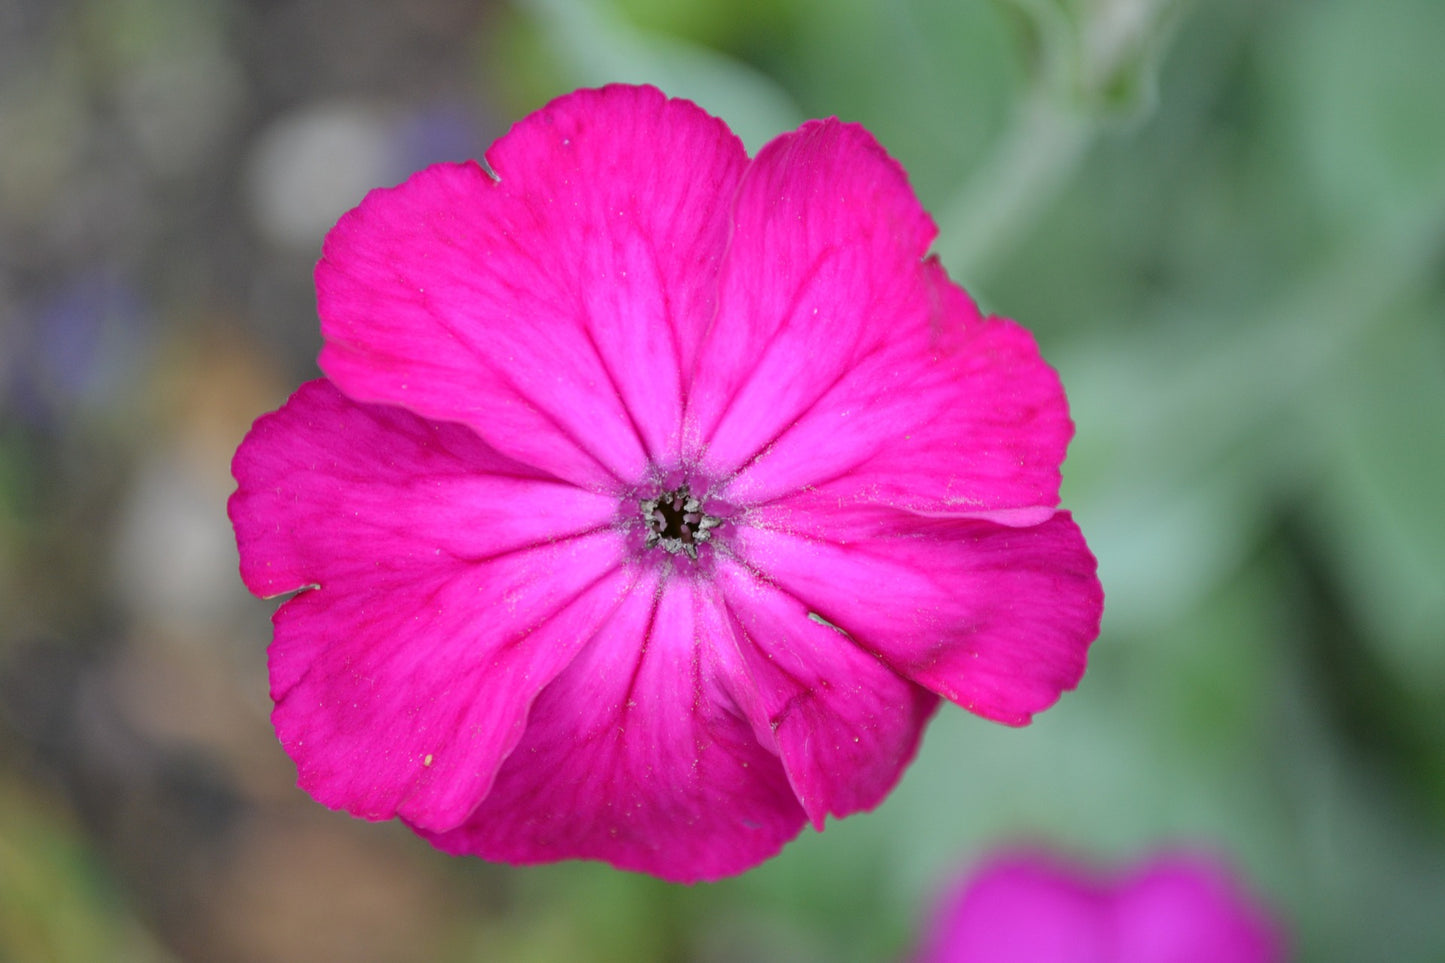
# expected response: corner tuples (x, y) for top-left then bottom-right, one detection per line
(640, 485), (722, 559)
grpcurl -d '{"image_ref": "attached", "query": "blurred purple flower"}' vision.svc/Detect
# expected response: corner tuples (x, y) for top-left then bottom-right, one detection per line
(5, 271), (151, 426)
(388, 100), (491, 179)
(917, 850), (1285, 963)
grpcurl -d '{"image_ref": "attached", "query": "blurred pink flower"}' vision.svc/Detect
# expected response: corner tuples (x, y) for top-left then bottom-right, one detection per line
(917, 851), (1284, 963)
(229, 85), (1102, 882)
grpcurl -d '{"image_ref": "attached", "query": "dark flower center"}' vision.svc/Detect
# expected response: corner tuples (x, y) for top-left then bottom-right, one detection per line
(641, 485), (721, 559)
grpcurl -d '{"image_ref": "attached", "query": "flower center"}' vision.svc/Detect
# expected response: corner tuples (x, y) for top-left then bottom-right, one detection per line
(641, 485), (721, 560)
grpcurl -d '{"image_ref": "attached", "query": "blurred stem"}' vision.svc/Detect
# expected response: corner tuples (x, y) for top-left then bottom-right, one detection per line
(937, 0), (1188, 283)
(932, 87), (1091, 283)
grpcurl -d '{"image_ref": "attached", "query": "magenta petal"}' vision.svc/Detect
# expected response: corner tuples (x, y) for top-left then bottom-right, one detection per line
(1113, 855), (1284, 963)
(229, 380), (630, 830)
(316, 85), (748, 489)
(688, 120), (1069, 517)
(921, 854), (1109, 963)
(420, 571), (807, 883)
(716, 559), (940, 828)
(733, 508), (1102, 725)
(723, 282), (1072, 516)
(686, 118), (933, 477)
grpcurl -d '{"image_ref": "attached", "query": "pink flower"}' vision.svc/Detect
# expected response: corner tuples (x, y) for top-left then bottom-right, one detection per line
(228, 85), (1102, 882)
(917, 851), (1285, 963)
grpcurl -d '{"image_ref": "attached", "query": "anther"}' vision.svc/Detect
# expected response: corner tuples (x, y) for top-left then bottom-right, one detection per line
(640, 485), (722, 557)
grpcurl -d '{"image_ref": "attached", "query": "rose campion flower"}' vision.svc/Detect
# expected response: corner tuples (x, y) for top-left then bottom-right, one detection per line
(229, 85), (1103, 882)
(916, 851), (1284, 963)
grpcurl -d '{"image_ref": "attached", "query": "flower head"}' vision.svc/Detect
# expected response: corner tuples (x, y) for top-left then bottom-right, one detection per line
(916, 851), (1284, 963)
(229, 85), (1103, 882)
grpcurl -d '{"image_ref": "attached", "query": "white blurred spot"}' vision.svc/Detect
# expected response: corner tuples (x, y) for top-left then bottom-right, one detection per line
(245, 101), (395, 250)
(112, 446), (241, 631)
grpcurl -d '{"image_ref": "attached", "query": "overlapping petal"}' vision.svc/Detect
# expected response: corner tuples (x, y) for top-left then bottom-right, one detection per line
(731, 505), (1101, 725)
(229, 380), (631, 830)
(715, 559), (940, 827)
(316, 85), (749, 490)
(421, 570), (807, 882)
(688, 121), (1070, 519)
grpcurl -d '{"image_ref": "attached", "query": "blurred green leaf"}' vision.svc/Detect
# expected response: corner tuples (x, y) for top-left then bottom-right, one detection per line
(1268, 635), (1445, 963)
(998, 0), (1190, 116)
(516, 0), (804, 151)
(0, 781), (171, 963)
(611, 0), (798, 53)
(1273, 0), (1445, 223)
(934, 0), (1192, 281)
(776, 0), (1019, 206)
(1307, 302), (1445, 690)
